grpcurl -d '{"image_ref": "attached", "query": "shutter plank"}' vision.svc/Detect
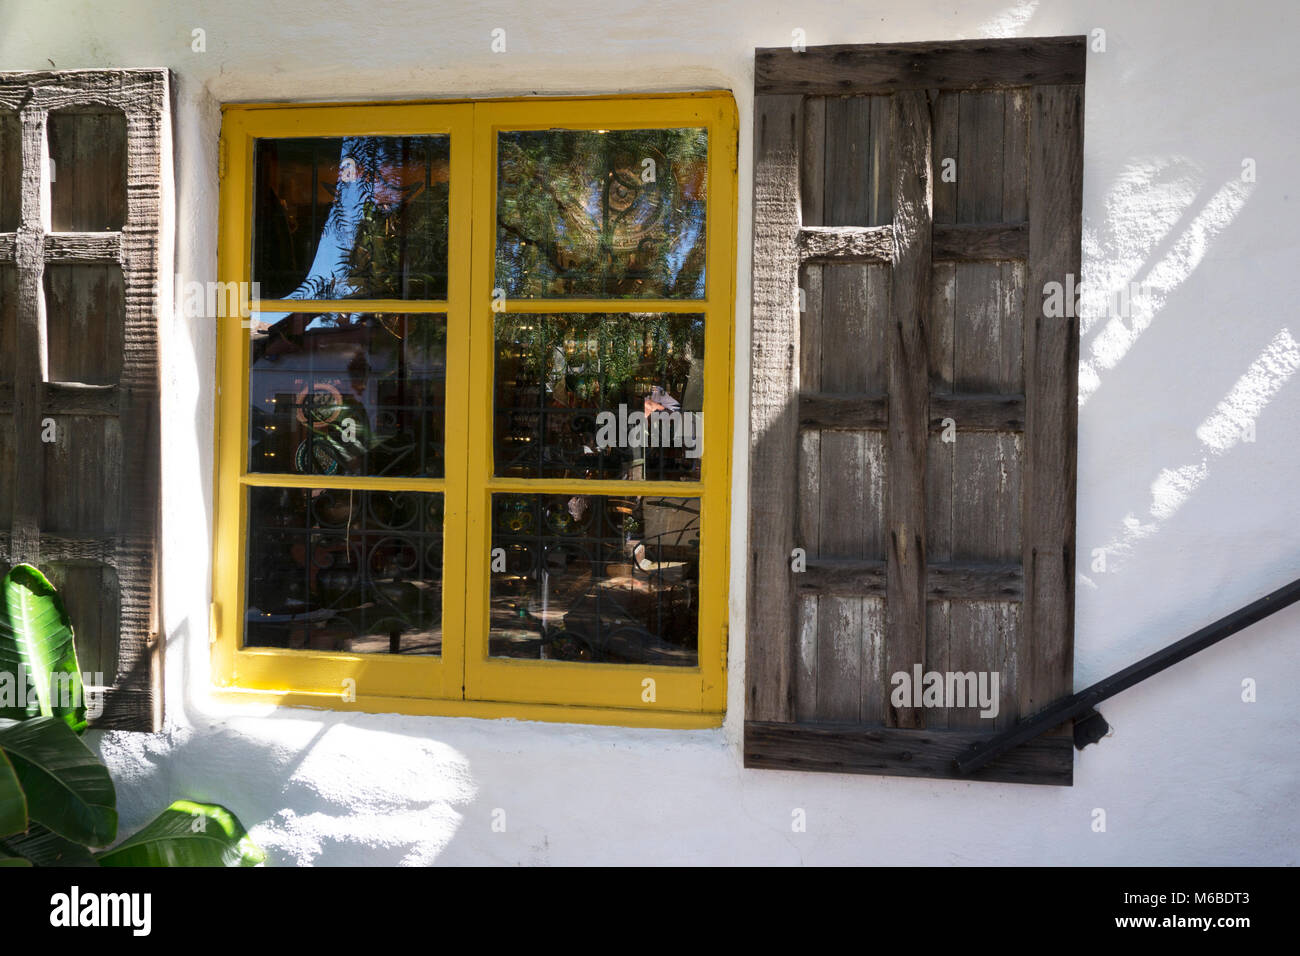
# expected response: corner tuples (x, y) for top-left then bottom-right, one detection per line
(745, 720), (1073, 784)
(1021, 84), (1083, 721)
(10, 108), (45, 566)
(884, 90), (932, 729)
(747, 94), (804, 724)
(0, 110), (19, 231)
(816, 262), (870, 721)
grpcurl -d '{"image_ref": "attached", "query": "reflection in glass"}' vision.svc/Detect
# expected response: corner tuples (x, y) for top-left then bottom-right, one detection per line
(496, 128), (707, 299)
(244, 487), (443, 654)
(254, 136), (450, 301)
(495, 313), (704, 480)
(490, 494), (699, 666)
(248, 312), (446, 478)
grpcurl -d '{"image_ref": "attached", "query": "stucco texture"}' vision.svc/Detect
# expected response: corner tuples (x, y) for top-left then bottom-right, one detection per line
(1, 0), (1296, 864)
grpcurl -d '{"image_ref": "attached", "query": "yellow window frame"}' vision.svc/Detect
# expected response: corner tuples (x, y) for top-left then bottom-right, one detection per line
(213, 93), (736, 728)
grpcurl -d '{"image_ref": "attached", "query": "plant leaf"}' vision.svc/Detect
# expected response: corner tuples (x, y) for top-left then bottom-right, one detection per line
(0, 820), (100, 866)
(0, 749), (26, 838)
(0, 716), (116, 846)
(97, 800), (265, 867)
(0, 565), (86, 733)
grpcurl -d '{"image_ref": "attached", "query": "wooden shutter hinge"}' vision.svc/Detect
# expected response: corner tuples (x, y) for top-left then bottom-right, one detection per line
(217, 135), (228, 181)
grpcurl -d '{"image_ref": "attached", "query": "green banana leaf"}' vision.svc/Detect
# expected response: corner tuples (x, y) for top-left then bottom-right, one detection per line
(0, 749), (25, 838)
(0, 820), (99, 866)
(0, 854), (32, 866)
(0, 717), (116, 847)
(0, 565), (86, 733)
(97, 800), (265, 867)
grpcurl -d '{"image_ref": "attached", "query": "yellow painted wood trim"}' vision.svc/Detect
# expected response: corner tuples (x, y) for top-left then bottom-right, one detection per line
(250, 299), (450, 314)
(484, 478), (703, 495)
(211, 686), (724, 729)
(496, 299), (708, 313)
(222, 90), (736, 113)
(239, 473), (447, 491)
(214, 93), (737, 722)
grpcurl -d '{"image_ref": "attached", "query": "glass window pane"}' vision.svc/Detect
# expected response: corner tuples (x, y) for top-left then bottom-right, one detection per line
(248, 312), (446, 478)
(489, 494), (699, 666)
(253, 136), (450, 300)
(494, 313), (704, 480)
(495, 128), (707, 299)
(244, 487), (443, 655)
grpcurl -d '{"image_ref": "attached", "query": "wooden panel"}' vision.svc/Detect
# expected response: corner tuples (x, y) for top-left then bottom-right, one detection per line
(744, 720), (1073, 785)
(883, 90), (931, 729)
(1020, 84), (1084, 720)
(953, 261), (1025, 393)
(0, 111), (17, 232)
(44, 562), (119, 680)
(947, 601), (1019, 730)
(44, 264), (125, 385)
(41, 416), (122, 534)
(746, 94), (804, 724)
(822, 95), (891, 227)
(1003, 90), (1029, 222)
(931, 91), (957, 225)
(957, 92), (1005, 223)
(48, 109), (127, 232)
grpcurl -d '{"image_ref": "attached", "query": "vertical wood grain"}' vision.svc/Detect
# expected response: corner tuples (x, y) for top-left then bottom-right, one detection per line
(0, 110), (18, 232)
(884, 90), (931, 729)
(747, 93), (804, 723)
(1021, 84), (1083, 721)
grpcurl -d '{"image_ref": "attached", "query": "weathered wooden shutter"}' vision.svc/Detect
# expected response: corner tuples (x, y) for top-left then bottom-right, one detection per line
(744, 39), (1083, 785)
(0, 70), (169, 730)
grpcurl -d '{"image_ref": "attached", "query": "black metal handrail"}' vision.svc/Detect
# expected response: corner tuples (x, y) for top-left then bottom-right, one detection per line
(955, 575), (1300, 775)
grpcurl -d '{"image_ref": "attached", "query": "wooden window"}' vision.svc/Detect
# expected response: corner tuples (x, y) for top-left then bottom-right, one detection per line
(744, 38), (1085, 784)
(214, 95), (736, 726)
(0, 70), (170, 730)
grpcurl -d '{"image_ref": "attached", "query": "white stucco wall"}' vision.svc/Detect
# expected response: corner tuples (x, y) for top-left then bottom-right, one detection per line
(3, 0), (1297, 865)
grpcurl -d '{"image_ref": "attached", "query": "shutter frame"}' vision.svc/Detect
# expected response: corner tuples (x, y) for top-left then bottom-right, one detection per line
(0, 70), (169, 731)
(744, 39), (1083, 785)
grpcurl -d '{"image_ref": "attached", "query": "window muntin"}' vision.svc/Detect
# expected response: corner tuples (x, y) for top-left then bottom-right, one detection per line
(215, 96), (735, 724)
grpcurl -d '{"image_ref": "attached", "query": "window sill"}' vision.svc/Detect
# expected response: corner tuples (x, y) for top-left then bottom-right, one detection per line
(210, 685), (724, 730)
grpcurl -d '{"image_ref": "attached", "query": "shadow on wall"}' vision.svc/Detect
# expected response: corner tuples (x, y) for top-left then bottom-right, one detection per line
(94, 618), (477, 866)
